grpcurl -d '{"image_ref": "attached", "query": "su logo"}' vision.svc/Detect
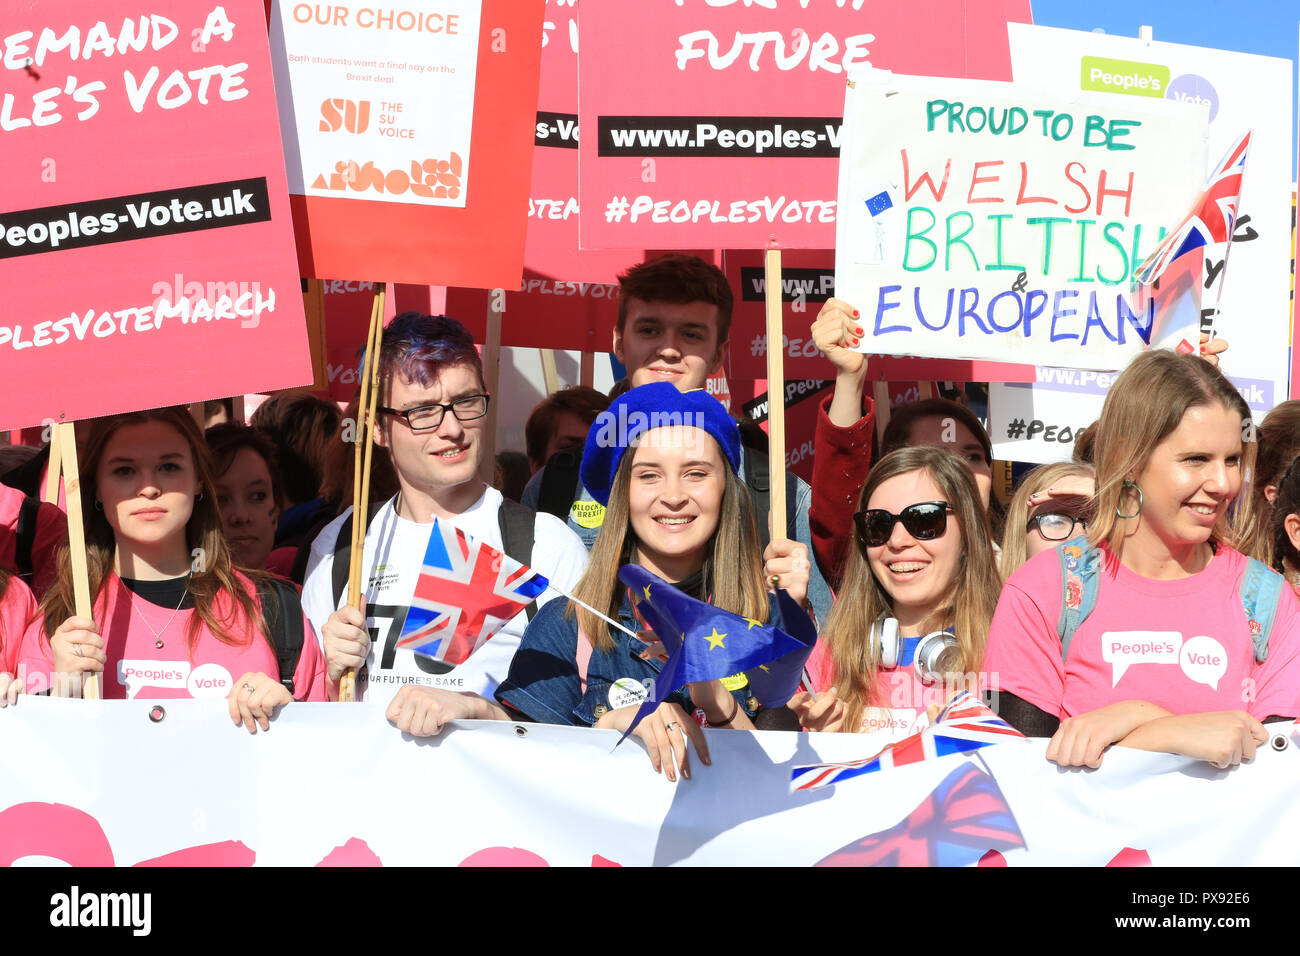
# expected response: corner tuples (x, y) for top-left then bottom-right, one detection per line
(319, 98), (371, 134)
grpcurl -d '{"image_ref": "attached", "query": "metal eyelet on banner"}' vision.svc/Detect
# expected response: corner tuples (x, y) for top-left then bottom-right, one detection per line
(148, 705), (166, 724)
(1270, 734), (1288, 752)
(513, 725), (528, 738)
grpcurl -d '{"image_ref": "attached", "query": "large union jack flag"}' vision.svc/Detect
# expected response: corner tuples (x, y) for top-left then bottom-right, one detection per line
(790, 692), (1024, 792)
(815, 761), (1025, 867)
(1132, 131), (1252, 348)
(395, 518), (550, 665)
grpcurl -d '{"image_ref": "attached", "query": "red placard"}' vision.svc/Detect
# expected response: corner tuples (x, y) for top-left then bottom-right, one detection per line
(0, 1), (310, 432)
(578, 0), (1032, 251)
(273, 0), (546, 289)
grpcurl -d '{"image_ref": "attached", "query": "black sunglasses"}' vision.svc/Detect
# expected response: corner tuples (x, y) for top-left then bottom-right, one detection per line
(854, 501), (954, 550)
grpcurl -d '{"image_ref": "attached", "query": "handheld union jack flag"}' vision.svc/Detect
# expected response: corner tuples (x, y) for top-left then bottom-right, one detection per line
(396, 518), (549, 665)
(1132, 131), (1252, 350)
(815, 761), (1025, 867)
(789, 692), (1025, 792)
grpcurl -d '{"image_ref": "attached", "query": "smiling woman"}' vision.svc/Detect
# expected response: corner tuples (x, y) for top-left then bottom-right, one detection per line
(16, 407), (328, 725)
(987, 350), (1300, 770)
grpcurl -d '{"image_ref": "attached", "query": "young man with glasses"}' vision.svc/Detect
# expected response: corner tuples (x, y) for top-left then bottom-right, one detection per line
(301, 314), (589, 732)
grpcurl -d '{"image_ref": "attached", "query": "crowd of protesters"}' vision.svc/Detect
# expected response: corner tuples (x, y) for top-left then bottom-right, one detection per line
(2, 253), (1298, 780)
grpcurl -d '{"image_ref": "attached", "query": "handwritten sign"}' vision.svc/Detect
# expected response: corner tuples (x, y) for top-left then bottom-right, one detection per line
(835, 74), (1207, 369)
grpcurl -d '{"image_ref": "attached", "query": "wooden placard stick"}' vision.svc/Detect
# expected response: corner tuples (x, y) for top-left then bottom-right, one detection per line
(57, 422), (97, 700)
(43, 422), (63, 505)
(539, 348), (560, 396)
(764, 245), (787, 541)
(917, 381), (933, 400)
(339, 284), (385, 702)
(478, 289), (503, 484)
(579, 351), (594, 388)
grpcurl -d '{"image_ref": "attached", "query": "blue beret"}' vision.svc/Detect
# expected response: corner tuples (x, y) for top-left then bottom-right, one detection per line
(580, 382), (742, 507)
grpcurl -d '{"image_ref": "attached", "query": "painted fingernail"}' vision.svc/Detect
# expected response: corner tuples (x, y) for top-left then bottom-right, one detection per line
(851, 338), (859, 347)
(854, 326), (864, 336)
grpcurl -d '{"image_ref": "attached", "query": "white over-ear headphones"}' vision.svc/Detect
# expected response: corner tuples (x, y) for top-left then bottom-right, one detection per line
(872, 615), (961, 684)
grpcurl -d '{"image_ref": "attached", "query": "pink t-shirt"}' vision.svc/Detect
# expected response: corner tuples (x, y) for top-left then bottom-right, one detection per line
(0, 484), (68, 599)
(805, 639), (948, 736)
(1, 575), (38, 675)
(986, 544), (1300, 721)
(18, 573), (327, 701)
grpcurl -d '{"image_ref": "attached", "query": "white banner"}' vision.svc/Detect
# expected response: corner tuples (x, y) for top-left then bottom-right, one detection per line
(3, 698), (1300, 866)
(836, 72), (1206, 370)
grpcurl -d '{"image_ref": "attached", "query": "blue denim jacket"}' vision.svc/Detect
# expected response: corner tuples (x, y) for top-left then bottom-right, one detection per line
(495, 590), (773, 726)
(521, 449), (832, 626)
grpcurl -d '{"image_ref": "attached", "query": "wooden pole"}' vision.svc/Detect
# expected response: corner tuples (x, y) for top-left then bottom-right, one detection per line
(539, 348), (560, 395)
(43, 423), (62, 505)
(764, 246), (787, 541)
(478, 290), (503, 484)
(579, 351), (594, 388)
(339, 284), (385, 702)
(57, 422), (97, 699)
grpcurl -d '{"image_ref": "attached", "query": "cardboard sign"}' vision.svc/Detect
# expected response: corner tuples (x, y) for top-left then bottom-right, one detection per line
(835, 73), (1206, 369)
(577, 0), (1031, 250)
(270, 0), (544, 288)
(0, 1), (310, 431)
(445, 277), (621, 352)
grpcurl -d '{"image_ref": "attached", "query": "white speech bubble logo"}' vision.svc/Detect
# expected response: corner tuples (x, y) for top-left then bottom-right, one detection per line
(187, 662), (234, 699)
(1179, 635), (1228, 691)
(119, 660), (190, 700)
(1101, 631), (1182, 687)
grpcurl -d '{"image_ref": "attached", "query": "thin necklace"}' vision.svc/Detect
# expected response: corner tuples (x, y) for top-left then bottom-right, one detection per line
(126, 572), (193, 649)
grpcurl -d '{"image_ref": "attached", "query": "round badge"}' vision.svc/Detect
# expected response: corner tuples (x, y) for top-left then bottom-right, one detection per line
(608, 677), (648, 709)
(571, 500), (607, 530)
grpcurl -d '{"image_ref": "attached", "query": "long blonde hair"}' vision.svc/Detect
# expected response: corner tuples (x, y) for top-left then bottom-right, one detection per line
(820, 446), (1001, 731)
(40, 407), (265, 652)
(1088, 350), (1254, 558)
(570, 435), (768, 652)
(999, 461), (1096, 579)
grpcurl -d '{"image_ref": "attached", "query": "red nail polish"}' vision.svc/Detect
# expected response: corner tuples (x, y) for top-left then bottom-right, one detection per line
(852, 309), (860, 317)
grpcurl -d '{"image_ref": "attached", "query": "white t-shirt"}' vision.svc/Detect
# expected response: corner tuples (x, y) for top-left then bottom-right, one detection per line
(302, 487), (589, 704)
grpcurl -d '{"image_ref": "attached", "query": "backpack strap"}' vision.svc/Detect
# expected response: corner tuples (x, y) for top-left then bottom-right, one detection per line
(536, 450), (581, 522)
(497, 498), (539, 622)
(14, 495), (39, 582)
(1239, 557), (1284, 664)
(330, 502), (386, 610)
(1056, 535), (1103, 662)
(742, 446), (773, 556)
(255, 576), (305, 694)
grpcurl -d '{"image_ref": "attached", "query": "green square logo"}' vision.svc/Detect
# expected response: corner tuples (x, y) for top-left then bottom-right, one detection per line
(1080, 56), (1170, 98)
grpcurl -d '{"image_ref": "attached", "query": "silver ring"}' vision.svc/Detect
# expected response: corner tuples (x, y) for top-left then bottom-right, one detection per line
(242, 682), (256, 695)
(74, 643), (83, 658)
(665, 721), (680, 733)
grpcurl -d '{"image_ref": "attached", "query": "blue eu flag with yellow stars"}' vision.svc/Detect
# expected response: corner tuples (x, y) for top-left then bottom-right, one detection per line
(615, 565), (817, 741)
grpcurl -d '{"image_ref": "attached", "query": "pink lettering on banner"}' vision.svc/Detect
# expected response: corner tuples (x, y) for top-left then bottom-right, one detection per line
(0, 802), (115, 866)
(591, 853), (623, 867)
(316, 837), (384, 867)
(978, 850), (1007, 867)
(134, 840), (255, 867)
(1106, 847), (1153, 867)
(459, 846), (550, 867)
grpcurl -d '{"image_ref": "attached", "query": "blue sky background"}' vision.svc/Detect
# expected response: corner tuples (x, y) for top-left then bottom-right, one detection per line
(1031, 0), (1298, 173)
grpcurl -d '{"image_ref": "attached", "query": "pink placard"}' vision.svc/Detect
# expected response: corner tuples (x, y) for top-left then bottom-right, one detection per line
(0, 1), (310, 431)
(578, 0), (1032, 251)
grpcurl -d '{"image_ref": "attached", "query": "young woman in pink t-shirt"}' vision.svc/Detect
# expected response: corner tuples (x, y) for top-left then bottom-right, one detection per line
(791, 445), (1002, 735)
(987, 351), (1300, 769)
(19, 407), (328, 729)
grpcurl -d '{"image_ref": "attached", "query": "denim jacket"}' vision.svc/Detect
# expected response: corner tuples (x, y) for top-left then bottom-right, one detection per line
(495, 590), (773, 726)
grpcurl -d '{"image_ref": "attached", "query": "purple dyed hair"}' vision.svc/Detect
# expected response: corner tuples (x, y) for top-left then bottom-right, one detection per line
(375, 312), (484, 404)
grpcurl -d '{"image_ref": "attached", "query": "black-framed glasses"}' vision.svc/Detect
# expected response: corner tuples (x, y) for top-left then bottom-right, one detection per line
(379, 394), (490, 431)
(854, 501), (953, 550)
(1026, 512), (1088, 542)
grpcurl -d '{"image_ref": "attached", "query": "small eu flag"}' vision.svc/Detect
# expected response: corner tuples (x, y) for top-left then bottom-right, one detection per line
(864, 190), (893, 216)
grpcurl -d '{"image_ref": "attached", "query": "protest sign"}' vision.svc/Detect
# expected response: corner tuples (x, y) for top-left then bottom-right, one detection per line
(1007, 23), (1294, 408)
(0, 1), (310, 432)
(835, 73), (1207, 370)
(577, 0), (1031, 251)
(445, 277), (620, 352)
(269, 0), (544, 288)
(5, 697), (1300, 866)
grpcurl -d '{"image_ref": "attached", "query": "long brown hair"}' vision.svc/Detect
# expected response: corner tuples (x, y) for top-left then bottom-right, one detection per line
(819, 446), (1001, 731)
(40, 407), (264, 651)
(1234, 400), (1300, 565)
(1088, 350), (1254, 558)
(571, 435), (768, 652)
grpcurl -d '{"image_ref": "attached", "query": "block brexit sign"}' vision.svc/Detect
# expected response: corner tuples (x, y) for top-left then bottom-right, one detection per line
(577, 0), (1032, 251)
(270, 0), (544, 288)
(0, 1), (310, 431)
(835, 74), (1207, 369)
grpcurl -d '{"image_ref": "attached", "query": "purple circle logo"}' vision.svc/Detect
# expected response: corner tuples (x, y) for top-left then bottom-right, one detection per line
(1166, 73), (1219, 123)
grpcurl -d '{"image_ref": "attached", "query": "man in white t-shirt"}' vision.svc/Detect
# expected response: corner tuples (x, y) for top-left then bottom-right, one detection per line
(302, 314), (589, 732)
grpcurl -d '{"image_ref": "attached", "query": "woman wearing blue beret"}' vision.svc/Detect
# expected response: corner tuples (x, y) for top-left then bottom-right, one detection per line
(495, 382), (811, 780)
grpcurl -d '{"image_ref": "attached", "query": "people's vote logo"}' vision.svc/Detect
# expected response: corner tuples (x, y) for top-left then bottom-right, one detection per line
(1102, 632), (1227, 689)
(186, 663), (234, 699)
